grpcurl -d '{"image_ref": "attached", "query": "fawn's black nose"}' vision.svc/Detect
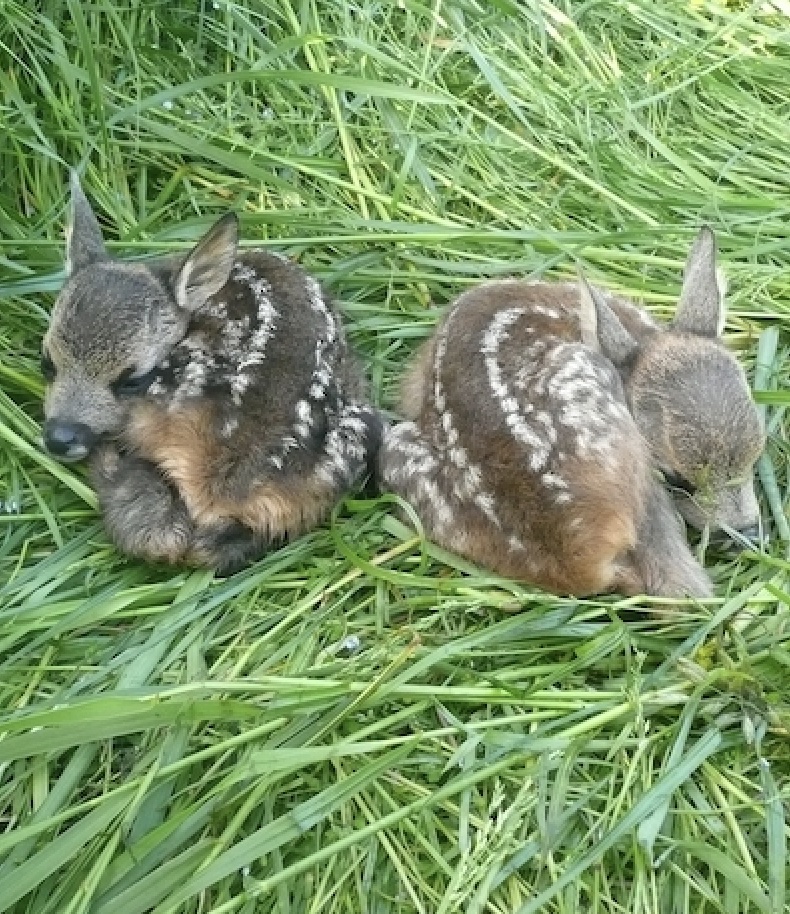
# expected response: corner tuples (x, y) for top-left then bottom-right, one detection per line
(43, 420), (96, 462)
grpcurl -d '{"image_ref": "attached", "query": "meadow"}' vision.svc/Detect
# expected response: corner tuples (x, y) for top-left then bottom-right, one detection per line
(1, 1), (789, 911)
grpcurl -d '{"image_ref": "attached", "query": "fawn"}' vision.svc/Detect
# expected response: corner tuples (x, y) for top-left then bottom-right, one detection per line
(380, 229), (765, 599)
(41, 175), (382, 572)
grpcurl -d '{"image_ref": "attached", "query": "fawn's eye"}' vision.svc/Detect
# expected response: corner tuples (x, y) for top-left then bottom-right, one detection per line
(664, 471), (697, 496)
(40, 350), (56, 382)
(112, 366), (158, 397)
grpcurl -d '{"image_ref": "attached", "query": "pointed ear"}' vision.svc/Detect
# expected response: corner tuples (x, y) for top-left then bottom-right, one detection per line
(672, 226), (723, 338)
(65, 171), (108, 276)
(578, 271), (639, 366)
(173, 213), (239, 312)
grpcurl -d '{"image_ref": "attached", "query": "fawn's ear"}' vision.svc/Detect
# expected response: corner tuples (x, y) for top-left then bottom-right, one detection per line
(672, 226), (724, 338)
(173, 213), (239, 312)
(578, 272), (639, 366)
(65, 171), (109, 276)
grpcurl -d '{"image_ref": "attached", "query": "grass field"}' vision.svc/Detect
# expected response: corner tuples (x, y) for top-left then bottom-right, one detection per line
(1, 1), (790, 911)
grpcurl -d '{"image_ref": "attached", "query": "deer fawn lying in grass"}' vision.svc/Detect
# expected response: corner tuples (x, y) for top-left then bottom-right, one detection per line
(41, 175), (381, 572)
(380, 229), (765, 599)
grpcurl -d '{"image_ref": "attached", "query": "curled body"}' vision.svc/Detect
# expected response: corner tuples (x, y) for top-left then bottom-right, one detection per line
(42, 177), (381, 572)
(381, 230), (765, 600)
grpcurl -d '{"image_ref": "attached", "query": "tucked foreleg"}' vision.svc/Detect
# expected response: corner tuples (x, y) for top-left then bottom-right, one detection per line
(90, 443), (197, 565)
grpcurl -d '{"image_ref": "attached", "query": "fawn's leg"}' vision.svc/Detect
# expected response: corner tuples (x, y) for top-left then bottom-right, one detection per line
(618, 479), (712, 600)
(90, 443), (197, 564)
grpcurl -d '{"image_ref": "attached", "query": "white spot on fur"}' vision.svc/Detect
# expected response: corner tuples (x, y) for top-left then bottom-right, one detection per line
(221, 416), (239, 438)
(230, 377), (249, 405)
(229, 282), (279, 404)
(387, 428), (431, 461)
(314, 407), (371, 487)
(167, 336), (217, 403)
(296, 277), (341, 431)
(204, 298), (228, 321)
(232, 263), (255, 284)
(343, 415), (369, 435)
(304, 276), (336, 340)
(430, 307), (498, 523)
(422, 479), (455, 532)
(164, 262), (283, 406)
(454, 464), (482, 499)
(512, 341), (631, 463)
(474, 493), (500, 527)
(607, 401), (631, 421)
(481, 307), (552, 471)
(531, 304), (561, 318)
(382, 423), (454, 533)
(449, 447), (468, 469)
(296, 400), (312, 423)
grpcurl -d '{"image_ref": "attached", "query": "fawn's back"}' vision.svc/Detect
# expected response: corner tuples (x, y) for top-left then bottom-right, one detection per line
(385, 280), (650, 596)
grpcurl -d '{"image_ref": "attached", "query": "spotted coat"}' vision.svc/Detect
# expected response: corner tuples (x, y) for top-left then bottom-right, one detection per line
(42, 187), (382, 573)
(380, 277), (723, 601)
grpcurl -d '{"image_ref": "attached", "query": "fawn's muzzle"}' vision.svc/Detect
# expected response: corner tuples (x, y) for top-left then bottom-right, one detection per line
(43, 420), (97, 462)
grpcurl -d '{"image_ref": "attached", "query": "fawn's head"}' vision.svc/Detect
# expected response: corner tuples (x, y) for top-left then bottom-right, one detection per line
(42, 174), (239, 461)
(581, 228), (765, 536)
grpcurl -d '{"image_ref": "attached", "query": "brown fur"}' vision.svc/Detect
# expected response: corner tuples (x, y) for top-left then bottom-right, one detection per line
(42, 176), (383, 573)
(125, 398), (336, 537)
(381, 230), (765, 601)
(383, 285), (658, 598)
(125, 400), (221, 522)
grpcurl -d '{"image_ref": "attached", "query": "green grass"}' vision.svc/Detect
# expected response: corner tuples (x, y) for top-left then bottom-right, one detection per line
(1, 0), (790, 911)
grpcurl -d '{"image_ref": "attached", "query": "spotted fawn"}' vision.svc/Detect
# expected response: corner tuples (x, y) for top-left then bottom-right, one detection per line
(380, 229), (764, 599)
(41, 175), (382, 572)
